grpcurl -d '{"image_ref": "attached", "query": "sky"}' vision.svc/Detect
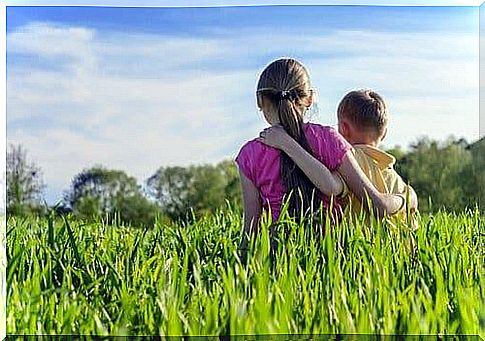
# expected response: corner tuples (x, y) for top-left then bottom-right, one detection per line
(3, 1), (484, 6)
(5, 4), (480, 204)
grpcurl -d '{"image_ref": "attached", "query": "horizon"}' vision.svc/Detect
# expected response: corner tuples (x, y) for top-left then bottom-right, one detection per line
(6, 5), (480, 204)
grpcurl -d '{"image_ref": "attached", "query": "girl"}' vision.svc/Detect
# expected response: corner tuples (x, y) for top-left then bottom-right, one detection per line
(236, 58), (406, 254)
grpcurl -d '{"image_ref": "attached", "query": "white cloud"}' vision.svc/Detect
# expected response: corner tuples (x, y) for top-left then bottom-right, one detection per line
(7, 22), (479, 202)
(299, 30), (479, 147)
(8, 22), (95, 57)
(307, 54), (479, 148)
(7, 23), (263, 202)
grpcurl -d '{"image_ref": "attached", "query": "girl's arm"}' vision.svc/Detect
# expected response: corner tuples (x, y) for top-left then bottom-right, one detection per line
(259, 126), (404, 216)
(259, 126), (344, 196)
(337, 152), (404, 216)
(391, 171), (419, 211)
(238, 169), (262, 257)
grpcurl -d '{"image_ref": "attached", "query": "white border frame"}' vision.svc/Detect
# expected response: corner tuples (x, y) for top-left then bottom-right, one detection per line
(1, 1), (483, 339)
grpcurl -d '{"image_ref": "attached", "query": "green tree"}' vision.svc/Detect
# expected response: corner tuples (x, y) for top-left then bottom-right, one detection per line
(6, 144), (46, 216)
(217, 159), (242, 207)
(462, 137), (484, 211)
(147, 160), (242, 221)
(65, 166), (159, 226)
(398, 137), (473, 212)
(146, 166), (193, 222)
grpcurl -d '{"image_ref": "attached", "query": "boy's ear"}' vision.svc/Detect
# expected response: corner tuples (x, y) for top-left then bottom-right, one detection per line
(341, 120), (351, 136)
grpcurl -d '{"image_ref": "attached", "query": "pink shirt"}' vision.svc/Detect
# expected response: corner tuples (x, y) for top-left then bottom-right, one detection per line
(235, 123), (352, 221)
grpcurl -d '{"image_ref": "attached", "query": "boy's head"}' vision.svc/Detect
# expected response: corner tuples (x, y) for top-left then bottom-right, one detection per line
(337, 89), (389, 145)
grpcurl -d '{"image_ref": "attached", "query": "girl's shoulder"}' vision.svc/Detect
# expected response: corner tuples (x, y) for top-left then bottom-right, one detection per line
(236, 138), (278, 165)
(238, 138), (270, 155)
(304, 122), (352, 170)
(304, 122), (339, 137)
(235, 138), (279, 183)
(304, 122), (346, 145)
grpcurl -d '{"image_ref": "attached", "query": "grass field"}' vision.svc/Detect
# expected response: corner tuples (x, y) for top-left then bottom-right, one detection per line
(5, 205), (485, 337)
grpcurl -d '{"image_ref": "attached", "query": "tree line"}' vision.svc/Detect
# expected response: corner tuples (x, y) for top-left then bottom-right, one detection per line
(6, 145), (241, 226)
(390, 137), (483, 213)
(6, 136), (483, 226)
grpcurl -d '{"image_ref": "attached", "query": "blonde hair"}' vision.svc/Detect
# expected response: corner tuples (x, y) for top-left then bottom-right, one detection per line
(257, 58), (318, 218)
(337, 89), (389, 138)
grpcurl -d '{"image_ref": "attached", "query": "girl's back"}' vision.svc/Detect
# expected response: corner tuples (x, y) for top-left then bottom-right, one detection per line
(236, 122), (351, 221)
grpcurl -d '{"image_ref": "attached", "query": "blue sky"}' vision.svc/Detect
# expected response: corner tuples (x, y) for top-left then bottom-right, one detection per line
(6, 5), (478, 35)
(4, 0), (484, 6)
(6, 5), (480, 203)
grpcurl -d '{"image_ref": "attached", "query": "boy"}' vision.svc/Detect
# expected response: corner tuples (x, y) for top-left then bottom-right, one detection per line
(259, 89), (418, 229)
(335, 89), (418, 227)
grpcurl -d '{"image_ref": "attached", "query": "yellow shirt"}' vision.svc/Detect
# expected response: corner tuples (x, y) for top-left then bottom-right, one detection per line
(344, 144), (418, 231)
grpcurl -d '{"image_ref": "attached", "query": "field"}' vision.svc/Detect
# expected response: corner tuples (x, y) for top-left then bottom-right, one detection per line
(5, 205), (485, 337)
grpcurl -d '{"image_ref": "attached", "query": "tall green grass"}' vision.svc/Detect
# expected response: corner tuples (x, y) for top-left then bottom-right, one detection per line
(6, 204), (485, 336)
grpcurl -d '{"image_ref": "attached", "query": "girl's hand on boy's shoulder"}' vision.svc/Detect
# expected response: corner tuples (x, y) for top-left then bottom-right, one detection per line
(258, 124), (294, 151)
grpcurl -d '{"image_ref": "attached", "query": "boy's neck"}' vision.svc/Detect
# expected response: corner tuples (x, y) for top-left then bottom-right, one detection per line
(345, 128), (382, 147)
(349, 137), (379, 148)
